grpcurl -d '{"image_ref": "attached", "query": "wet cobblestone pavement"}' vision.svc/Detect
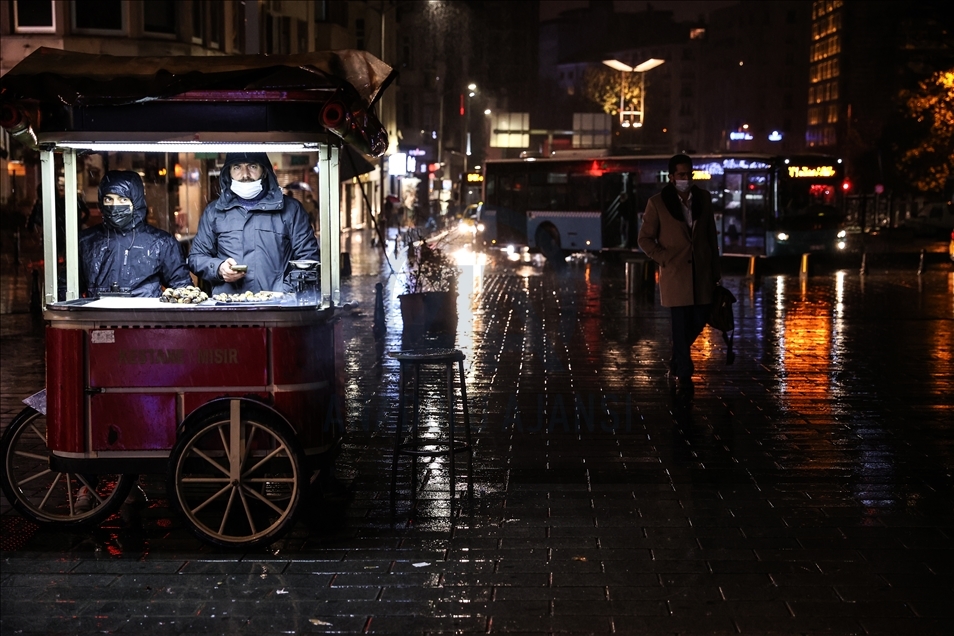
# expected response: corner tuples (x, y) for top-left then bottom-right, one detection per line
(2, 229), (953, 635)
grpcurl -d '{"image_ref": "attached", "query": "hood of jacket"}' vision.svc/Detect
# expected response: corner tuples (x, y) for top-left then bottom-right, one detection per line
(98, 170), (148, 228)
(216, 152), (284, 212)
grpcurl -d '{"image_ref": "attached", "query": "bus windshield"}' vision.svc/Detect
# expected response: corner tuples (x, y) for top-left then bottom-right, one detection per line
(780, 179), (840, 215)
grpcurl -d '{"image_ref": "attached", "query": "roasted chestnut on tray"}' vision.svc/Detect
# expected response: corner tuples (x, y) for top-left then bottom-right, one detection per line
(160, 286), (210, 304)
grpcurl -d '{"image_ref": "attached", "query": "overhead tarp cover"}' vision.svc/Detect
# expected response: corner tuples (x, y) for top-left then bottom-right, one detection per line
(0, 48), (396, 156)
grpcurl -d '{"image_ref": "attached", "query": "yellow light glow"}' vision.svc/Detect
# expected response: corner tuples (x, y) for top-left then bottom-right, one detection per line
(692, 170), (711, 180)
(788, 165), (836, 178)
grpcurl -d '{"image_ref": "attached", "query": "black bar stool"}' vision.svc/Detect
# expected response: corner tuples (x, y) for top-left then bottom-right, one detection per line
(390, 348), (473, 510)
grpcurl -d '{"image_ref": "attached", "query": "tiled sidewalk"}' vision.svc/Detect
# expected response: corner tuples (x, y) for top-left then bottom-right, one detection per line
(1, 231), (952, 635)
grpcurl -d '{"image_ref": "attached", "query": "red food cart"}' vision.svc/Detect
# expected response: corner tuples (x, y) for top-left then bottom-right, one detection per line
(0, 48), (394, 548)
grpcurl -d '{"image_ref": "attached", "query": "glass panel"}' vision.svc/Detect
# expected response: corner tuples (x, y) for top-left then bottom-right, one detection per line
(695, 174), (725, 211)
(211, 2), (223, 46)
(528, 182), (561, 210)
(497, 174), (527, 212)
(144, 0), (177, 34)
(722, 173), (743, 251)
(567, 175), (599, 210)
(724, 173), (742, 210)
(74, 0), (122, 30)
(192, 0), (204, 37)
(744, 172), (768, 248)
(16, 0), (53, 28)
(780, 179), (838, 213)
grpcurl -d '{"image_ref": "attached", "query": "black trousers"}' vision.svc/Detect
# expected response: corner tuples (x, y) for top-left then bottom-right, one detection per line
(670, 304), (712, 380)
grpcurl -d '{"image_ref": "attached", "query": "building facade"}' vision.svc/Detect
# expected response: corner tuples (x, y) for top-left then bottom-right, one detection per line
(806, 0), (953, 195)
(0, 0), (399, 235)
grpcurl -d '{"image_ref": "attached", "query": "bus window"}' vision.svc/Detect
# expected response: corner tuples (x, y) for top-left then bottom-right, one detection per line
(725, 173), (742, 210)
(528, 172), (566, 210)
(499, 173), (528, 210)
(695, 174), (725, 211)
(634, 183), (661, 211)
(568, 175), (599, 210)
(744, 173), (769, 250)
(601, 172), (637, 248)
(780, 179), (839, 214)
(497, 173), (529, 242)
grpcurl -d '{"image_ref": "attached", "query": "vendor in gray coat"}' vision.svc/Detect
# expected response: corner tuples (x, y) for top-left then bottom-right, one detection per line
(189, 152), (319, 295)
(79, 170), (191, 298)
(637, 154), (721, 387)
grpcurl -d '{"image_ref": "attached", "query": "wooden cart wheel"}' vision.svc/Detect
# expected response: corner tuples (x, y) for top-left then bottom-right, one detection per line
(168, 401), (304, 549)
(0, 407), (135, 527)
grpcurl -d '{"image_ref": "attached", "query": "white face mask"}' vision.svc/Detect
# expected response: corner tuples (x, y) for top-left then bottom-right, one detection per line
(230, 178), (264, 200)
(674, 179), (691, 193)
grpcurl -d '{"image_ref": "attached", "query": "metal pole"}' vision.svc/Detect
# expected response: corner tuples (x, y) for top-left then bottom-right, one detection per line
(619, 71), (625, 124)
(438, 86), (444, 169)
(379, 1), (388, 233)
(329, 146), (341, 305)
(318, 144), (334, 307)
(63, 148), (79, 300)
(640, 71), (646, 126)
(40, 150), (56, 306)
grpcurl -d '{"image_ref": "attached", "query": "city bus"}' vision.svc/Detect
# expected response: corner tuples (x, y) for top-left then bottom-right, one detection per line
(478, 153), (847, 259)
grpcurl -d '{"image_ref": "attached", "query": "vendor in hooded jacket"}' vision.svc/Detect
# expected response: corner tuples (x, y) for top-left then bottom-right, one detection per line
(188, 152), (319, 295)
(79, 170), (192, 298)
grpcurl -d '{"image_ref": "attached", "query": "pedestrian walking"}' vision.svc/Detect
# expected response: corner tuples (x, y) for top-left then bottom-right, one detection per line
(637, 154), (721, 389)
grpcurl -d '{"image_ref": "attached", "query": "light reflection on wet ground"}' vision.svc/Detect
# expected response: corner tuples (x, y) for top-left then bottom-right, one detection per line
(2, 228), (952, 634)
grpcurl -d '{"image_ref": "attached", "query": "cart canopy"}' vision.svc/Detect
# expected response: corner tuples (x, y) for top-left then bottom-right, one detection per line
(0, 48), (396, 156)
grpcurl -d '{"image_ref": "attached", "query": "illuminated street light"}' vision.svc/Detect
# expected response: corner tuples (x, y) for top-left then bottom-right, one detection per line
(601, 58), (665, 128)
(602, 59), (633, 72)
(601, 58), (665, 73)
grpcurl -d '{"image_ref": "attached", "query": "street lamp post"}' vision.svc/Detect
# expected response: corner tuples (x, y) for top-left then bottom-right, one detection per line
(601, 58), (665, 128)
(463, 83), (476, 177)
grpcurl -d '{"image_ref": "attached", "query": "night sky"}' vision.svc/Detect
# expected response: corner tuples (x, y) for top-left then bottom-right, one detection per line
(539, 1), (740, 23)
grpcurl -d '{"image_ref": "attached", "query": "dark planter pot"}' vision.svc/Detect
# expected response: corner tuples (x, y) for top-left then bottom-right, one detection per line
(399, 291), (458, 334)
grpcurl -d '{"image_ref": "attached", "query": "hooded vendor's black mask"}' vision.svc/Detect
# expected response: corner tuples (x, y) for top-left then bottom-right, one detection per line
(98, 170), (148, 232)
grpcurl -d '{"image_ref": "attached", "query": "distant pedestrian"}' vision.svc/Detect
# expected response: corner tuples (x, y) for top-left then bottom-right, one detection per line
(28, 182), (91, 252)
(637, 154), (721, 389)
